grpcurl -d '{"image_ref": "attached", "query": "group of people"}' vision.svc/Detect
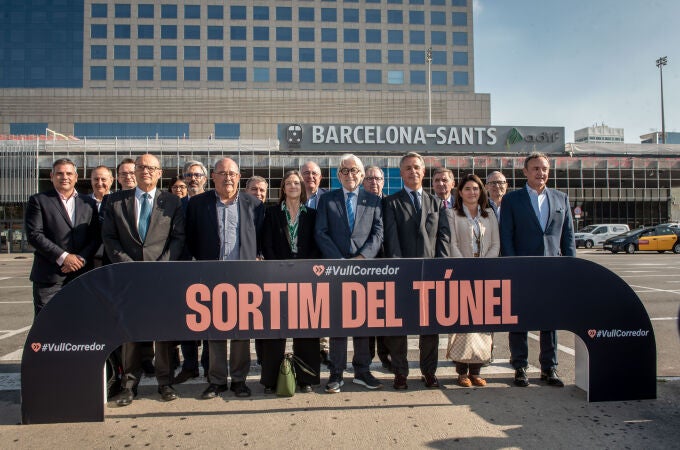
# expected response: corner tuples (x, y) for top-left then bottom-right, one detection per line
(25, 150), (575, 407)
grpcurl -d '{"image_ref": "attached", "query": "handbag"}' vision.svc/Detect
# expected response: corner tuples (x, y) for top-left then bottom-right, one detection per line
(276, 353), (317, 397)
(446, 332), (493, 364)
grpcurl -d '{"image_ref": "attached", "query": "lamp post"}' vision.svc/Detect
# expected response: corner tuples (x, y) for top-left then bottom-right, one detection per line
(656, 56), (667, 144)
(426, 47), (432, 125)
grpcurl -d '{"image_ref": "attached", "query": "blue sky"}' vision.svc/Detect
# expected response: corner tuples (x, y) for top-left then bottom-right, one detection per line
(473, 0), (679, 143)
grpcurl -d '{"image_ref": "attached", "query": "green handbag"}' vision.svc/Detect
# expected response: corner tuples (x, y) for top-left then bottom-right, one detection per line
(276, 353), (297, 397)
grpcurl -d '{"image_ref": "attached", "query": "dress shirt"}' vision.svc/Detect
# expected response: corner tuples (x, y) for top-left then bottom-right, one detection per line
(216, 194), (241, 261)
(526, 185), (549, 231)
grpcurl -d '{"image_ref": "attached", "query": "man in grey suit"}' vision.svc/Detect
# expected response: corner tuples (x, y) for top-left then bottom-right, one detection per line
(383, 152), (450, 390)
(315, 154), (384, 393)
(500, 152), (576, 388)
(185, 157), (264, 400)
(102, 153), (185, 406)
(25, 158), (101, 316)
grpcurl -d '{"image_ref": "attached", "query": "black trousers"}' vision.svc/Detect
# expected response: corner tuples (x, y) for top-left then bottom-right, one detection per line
(122, 341), (174, 387)
(259, 338), (321, 388)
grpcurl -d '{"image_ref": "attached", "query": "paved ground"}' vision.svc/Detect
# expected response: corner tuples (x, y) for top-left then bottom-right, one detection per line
(0, 251), (678, 448)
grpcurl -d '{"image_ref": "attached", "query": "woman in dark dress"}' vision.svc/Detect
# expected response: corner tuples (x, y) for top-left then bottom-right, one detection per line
(260, 170), (321, 393)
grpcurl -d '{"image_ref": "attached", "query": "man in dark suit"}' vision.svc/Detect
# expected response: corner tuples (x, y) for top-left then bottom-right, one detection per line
(486, 171), (508, 220)
(25, 158), (101, 316)
(315, 154), (384, 393)
(500, 152), (576, 388)
(102, 153), (185, 406)
(383, 152), (450, 390)
(185, 157), (264, 400)
(431, 167), (455, 209)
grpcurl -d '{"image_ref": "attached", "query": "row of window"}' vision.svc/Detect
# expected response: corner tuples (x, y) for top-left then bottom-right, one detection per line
(90, 45), (468, 65)
(71, 123), (239, 139)
(92, 1), (467, 20)
(91, 25), (468, 46)
(90, 66), (469, 85)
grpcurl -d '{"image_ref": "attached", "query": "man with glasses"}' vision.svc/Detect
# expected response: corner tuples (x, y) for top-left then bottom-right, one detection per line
(486, 171), (508, 219)
(432, 168), (455, 209)
(182, 160), (208, 199)
(102, 154), (185, 406)
(116, 158), (137, 190)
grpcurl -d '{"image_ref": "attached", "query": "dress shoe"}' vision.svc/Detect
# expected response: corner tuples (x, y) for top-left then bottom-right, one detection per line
(457, 374), (472, 387)
(158, 384), (178, 402)
(298, 384), (313, 393)
(540, 369), (565, 387)
(421, 373), (440, 388)
(513, 368), (529, 387)
(116, 387), (137, 407)
(230, 381), (252, 397)
(174, 368), (200, 384)
(470, 375), (487, 387)
(201, 383), (228, 399)
(393, 373), (408, 390)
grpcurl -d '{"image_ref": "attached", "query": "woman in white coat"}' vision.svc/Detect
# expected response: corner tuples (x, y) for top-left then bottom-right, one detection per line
(446, 173), (500, 387)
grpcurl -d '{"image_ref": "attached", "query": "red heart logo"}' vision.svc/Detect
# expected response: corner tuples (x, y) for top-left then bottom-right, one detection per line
(31, 342), (42, 352)
(587, 329), (596, 338)
(313, 265), (325, 276)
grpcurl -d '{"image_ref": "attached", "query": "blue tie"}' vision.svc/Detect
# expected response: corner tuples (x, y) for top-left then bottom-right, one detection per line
(411, 190), (421, 213)
(346, 192), (355, 231)
(138, 193), (151, 241)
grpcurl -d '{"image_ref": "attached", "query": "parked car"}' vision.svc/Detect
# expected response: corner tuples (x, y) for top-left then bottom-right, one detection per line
(574, 224), (630, 248)
(604, 226), (680, 254)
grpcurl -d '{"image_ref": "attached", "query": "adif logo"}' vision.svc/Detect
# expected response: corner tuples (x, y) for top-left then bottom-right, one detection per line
(286, 124), (302, 147)
(506, 128), (524, 146)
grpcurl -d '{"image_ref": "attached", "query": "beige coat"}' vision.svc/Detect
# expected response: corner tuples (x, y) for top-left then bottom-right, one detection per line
(446, 207), (500, 258)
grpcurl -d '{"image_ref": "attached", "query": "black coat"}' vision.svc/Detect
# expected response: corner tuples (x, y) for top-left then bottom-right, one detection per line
(261, 204), (320, 260)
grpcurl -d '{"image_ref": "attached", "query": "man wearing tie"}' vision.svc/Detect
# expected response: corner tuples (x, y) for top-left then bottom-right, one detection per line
(431, 167), (455, 209)
(500, 152), (576, 388)
(383, 152), (450, 390)
(315, 154), (384, 393)
(102, 153), (185, 406)
(25, 158), (101, 316)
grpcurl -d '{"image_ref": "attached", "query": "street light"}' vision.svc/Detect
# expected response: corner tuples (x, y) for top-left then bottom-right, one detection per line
(426, 47), (432, 125)
(656, 56), (667, 144)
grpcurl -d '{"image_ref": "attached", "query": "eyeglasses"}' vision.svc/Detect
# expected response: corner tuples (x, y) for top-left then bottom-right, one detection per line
(119, 171), (135, 178)
(171, 185), (187, 190)
(487, 181), (508, 186)
(364, 176), (383, 182)
(339, 167), (361, 175)
(183, 172), (205, 179)
(302, 170), (320, 177)
(214, 171), (240, 178)
(135, 164), (160, 173)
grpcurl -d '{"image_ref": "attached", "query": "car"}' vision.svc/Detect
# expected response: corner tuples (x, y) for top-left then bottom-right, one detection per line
(603, 226), (680, 254)
(574, 224), (630, 248)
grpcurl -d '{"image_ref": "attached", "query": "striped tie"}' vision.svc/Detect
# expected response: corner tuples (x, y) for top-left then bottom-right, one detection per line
(346, 192), (355, 231)
(138, 193), (151, 241)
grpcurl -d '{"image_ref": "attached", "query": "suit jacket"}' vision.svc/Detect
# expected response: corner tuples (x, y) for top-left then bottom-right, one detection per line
(262, 204), (320, 260)
(306, 187), (328, 209)
(315, 188), (383, 259)
(488, 198), (499, 219)
(446, 208), (500, 258)
(383, 188), (450, 258)
(499, 186), (576, 257)
(25, 189), (101, 284)
(185, 190), (264, 261)
(101, 189), (185, 262)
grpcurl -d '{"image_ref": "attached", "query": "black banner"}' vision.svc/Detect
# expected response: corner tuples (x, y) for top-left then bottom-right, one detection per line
(21, 257), (656, 423)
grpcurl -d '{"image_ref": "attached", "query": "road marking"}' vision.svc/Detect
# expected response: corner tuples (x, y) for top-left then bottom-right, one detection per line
(0, 286), (32, 289)
(528, 332), (575, 356)
(651, 317), (678, 321)
(0, 277), (11, 281)
(629, 285), (680, 295)
(0, 325), (31, 340)
(0, 349), (22, 361)
(0, 301), (32, 304)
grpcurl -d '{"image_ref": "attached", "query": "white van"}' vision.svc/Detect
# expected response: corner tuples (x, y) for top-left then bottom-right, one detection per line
(575, 224), (630, 248)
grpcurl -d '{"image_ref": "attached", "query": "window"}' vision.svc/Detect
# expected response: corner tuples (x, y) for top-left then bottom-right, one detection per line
(344, 69), (360, 83)
(452, 32), (467, 46)
(410, 50), (424, 64)
(387, 10), (403, 24)
(388, 50), (403, 64)
(161, 46), (177, 60)
(91, 4), (107, 18)
(299, 28), (314, 42)
(277, 68), (292, 82)
(410, 0), (424, 4)
(431, 0), (445, 5)
(114, 66), (130, 81)
(321, 8), (337, 21)
(452, 0), (466, 6)
(114, 25), (130, 39)
(253, 6), (269, 20)
(114, 45), (130, 59)
(137, 66), (153, 81)
(344, 29), (359, 43)
(207, 5), (223, 20)
(230, 6), (246, 20)
(137, 25), (154, 39)
(253, 47), (269, 61)
(138, 4), (154, 18)
(184, 5), (200, 19)
(161, 4), (177, 19)
(453, 71), (468, 86)
(388, 30), (403, 44)
(208, 26), (223, 40)
(231, 67), (246, 82)
(207, 67), (223, 81)
(207, 46), (223, 61)
(138, 45), (154, 59)
(344, 49), (359, 63)
(388, 70), (404, 84)
(409, 11), (424, 24)
(299, 48), (315, 62)
(366, 70), (381, 84)
(321, 28), (337, 42)
(184, 25), (200, 40)
(366, 29), (381, 43)
(432, 50), (446, 65)
(366, 49), (381, 63)
(231, 47), (246, 61)
(431, 31), (446, 45)
(276, 48), (292, 61)
(161, 66), (177, 81)
(231, 26), (247, 40)
(410, 70), (425, 84)
(322, 69), (337, 83)
(452, 12), (467, 26)
(453, 51), (468, 65)
(299, 7), (314, 21)
(184, 67), (200, 81)
(366, 9), (381, 23)
(276, 7), (292, 20)
(431, 11), (446, 25)
(321, 49), (337, 63)
(253, 67), (269, 82)
(344, 8), (359, 22)
(90, 45), (106, 60)
(184, 46), (200, 60)
(299, 68), (315, 83)
(253, 27), (269, 41)
(115, 4), (131, 18)
(432, 71), (447, 85)
(215, 123), (240, 139)
(276, 27), (292, 41)
(410, 30), (425, 44)
(161, 25), (177, 39)
(90, 66), (106, 80)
